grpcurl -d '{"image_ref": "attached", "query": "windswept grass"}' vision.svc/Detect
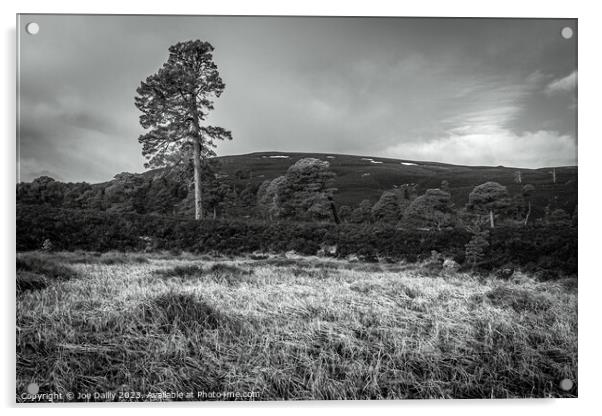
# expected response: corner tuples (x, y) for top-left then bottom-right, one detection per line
(19, 251), (150, 265)
(16, 251), (577, 401)
(483, 286), (553, 313)
(154, 264), (204, 279)
(16, 254), (80, 292)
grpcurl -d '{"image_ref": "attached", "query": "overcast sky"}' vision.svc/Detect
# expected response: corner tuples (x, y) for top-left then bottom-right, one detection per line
(18, 15), (577, 183)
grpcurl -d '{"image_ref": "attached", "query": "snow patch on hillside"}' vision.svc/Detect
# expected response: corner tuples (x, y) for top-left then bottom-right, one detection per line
(401, 162), (418, 166)
(269, 155), (290, 159)
(360, 157), (383, 164)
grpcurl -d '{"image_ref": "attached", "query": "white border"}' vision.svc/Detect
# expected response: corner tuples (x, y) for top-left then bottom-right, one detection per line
(3, 1), (601, 415)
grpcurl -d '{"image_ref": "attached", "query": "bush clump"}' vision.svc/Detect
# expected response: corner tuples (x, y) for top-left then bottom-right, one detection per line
(17, 204), (577, 276)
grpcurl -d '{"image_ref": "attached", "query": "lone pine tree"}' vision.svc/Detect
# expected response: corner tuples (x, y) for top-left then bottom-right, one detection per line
(135, 40), (232, 220)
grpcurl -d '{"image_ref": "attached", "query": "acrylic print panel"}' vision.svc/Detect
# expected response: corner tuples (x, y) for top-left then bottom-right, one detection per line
(16, 14), (577, 402)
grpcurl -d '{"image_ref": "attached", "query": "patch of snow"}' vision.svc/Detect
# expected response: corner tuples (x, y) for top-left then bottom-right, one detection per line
(401, 162), (418, 166)
(360, 157), (383, 164)
(361, 173), (371, 177)
(269, 155), (290, 159)
(326, 156), (335, 159)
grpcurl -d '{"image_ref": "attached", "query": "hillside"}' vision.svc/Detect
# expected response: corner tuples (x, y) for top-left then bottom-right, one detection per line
(17, 151), (577, 219)
(208, 151), (577, 216)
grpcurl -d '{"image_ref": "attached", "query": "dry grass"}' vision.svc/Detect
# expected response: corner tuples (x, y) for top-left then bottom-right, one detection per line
(16, 251), (577, 401)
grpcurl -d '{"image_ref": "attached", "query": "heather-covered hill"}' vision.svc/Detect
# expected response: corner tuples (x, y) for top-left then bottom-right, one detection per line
(17, 151), (577, 220)
(217, 152), (577, 214)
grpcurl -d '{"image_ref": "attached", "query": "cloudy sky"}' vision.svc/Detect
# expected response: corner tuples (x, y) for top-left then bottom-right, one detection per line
(18, 15), (577, 183)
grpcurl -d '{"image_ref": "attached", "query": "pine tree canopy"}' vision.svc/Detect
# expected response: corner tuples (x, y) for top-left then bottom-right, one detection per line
(135, 40), (232, 169)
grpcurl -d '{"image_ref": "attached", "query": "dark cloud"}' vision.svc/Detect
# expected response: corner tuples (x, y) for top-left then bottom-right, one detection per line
(18, 15), (577, 182)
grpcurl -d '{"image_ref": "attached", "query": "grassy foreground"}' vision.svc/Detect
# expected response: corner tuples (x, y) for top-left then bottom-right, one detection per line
(16, 251), (577, 401)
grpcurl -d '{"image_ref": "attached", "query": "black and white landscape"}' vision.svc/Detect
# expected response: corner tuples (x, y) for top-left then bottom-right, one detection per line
(16, 15), (577, 401)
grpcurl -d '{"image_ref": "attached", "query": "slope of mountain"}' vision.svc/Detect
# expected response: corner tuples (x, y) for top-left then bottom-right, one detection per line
(215, 152), (577, 214)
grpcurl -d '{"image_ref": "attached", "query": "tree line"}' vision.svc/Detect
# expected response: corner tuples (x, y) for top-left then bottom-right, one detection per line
(16, 155), (576, 230)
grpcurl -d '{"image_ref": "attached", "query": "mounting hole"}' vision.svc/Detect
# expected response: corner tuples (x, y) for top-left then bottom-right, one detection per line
(26, 22), (40, 35)
(26, 382), (39, 395)
(561, 27), (573, 40)
(559, 378), (574, 391)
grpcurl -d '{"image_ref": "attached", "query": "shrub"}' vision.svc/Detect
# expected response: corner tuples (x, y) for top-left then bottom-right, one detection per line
(41, 239), (54, 252)
(465, 232), (490, 268)
(17, 204), (577, 275)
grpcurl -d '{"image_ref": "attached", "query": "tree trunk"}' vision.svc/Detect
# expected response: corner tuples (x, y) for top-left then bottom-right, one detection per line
(524, 201), (531, 226)
(328, 196), (340, 224)
(192, 135), (203, 220)
(213, 206), (216, 220)
(489, 209), (494, 228)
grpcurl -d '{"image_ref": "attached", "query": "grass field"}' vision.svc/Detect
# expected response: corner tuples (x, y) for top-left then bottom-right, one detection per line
(16, 251), (577, 401)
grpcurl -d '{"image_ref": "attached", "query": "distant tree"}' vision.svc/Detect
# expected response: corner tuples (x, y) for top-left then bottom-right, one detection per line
(440, 180), (450, 192)
(350, 199), (373, 224)
(307, 197), (333, 221)
(514, 170), (522, 184)
(400, 183), (418, 200)
(338, 205), (352, 222)
(467, 181), (511, 228)
(465, 231), (490, 268)
(255, 180), (271, 219)
(63, 182), (93, 209)
(135, 40), (232, 220)
(546, 208), (572, 226)
(256, 176), (289, 220)
(239, 182), (259, 210)
(85, 187), (107, 211)
(257, 158), (337, 221)
(104, 172), (146, 213)
(234, 169), (250, 180)
(372, 191), (402, 223)
(404, 188), (455, 230)
(204, 181), (231, 219)
(284, 158), (337, 220)
(143, 171), (191, 215)
(17, 176), (66, 206)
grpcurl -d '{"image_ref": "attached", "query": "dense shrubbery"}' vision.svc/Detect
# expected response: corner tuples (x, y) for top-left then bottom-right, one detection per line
(17, 204), (577, 275)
